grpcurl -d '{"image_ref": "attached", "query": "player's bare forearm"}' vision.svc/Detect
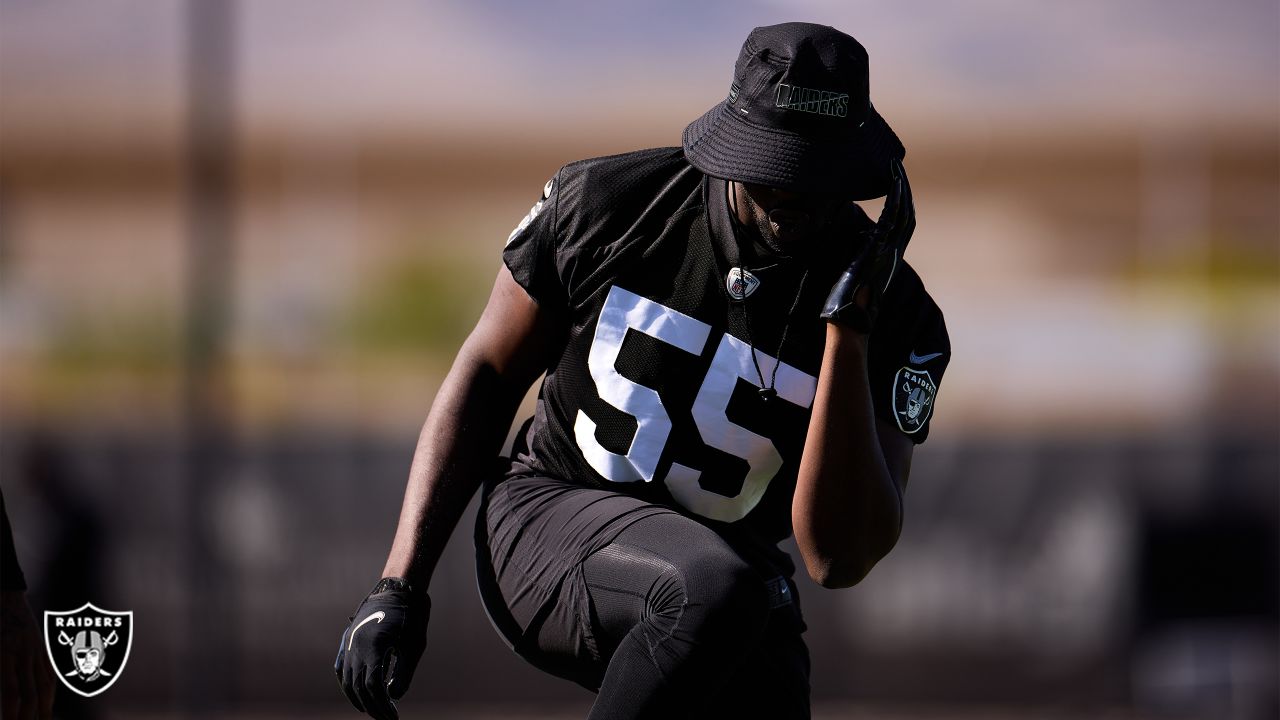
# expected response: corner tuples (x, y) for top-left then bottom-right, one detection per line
(380, 353), (520, 587)
(793, 323), (910, 589)
(380, 267), (558, 591)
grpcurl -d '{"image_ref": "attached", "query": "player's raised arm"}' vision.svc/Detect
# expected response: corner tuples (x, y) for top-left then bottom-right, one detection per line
(794, 160), (917, 589)
(334, 265), (560, 720)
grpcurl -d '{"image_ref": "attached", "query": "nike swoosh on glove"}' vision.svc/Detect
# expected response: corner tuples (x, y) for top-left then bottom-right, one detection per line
(334, 577), (429, 720)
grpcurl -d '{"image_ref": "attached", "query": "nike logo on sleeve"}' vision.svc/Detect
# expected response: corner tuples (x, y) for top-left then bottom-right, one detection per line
(908, 350), (943, 365)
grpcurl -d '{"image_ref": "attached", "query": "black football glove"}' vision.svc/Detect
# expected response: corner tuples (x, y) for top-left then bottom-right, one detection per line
(820, 159), (915, 332)
(334, 577), (429, 720)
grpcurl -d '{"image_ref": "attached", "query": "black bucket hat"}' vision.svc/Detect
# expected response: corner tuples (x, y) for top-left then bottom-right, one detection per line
(683, 22), (904, 201)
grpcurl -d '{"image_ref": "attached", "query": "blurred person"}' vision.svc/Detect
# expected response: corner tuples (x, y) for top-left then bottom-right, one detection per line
(16, 435), (104, 720)
(335, 22), (949, 719)
(18, 437), (107, 629)
(1, 487), (57, 720)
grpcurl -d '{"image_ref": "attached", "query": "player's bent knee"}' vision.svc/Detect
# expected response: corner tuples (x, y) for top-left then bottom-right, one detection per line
(676, 551), (771, 646)
(644, 565), (688, 629)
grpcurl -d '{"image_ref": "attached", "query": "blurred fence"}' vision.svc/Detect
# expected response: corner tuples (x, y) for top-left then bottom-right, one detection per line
(4, 429), (1275, 718)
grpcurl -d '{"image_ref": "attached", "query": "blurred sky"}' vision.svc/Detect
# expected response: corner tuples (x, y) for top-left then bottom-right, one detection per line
(2, 0), (1277, 139)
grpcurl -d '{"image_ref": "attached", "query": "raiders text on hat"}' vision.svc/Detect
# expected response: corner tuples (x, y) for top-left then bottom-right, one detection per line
(775, 83), (848, 118)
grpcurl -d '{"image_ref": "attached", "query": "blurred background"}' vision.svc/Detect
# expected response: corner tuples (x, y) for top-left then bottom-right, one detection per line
(1, 1), (1276, 718)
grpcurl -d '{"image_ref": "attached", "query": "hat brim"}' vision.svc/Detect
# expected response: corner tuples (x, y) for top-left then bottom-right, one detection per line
(682, 100), (904, 201)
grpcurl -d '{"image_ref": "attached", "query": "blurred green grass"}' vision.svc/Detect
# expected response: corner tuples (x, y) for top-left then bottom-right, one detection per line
(339, 251), (492, 359)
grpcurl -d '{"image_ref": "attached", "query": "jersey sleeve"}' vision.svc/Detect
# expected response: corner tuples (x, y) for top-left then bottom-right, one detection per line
(502, 170), (568, 312)
(867, 265), (950, 444)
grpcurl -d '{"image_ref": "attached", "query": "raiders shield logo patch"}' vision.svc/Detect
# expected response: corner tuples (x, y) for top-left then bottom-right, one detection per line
(892, 367), (936, 434)
(44, 603), (133, 698)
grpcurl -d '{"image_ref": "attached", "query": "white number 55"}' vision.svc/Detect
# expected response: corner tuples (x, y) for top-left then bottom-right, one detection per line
(574, 286), (818, 522)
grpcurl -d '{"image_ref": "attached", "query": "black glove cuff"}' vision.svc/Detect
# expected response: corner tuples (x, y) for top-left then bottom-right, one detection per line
(371, 577), (415, 596)
(346, 578), (430, 630)
(820, 269), (874, 333)
(368, 576), (430, 609)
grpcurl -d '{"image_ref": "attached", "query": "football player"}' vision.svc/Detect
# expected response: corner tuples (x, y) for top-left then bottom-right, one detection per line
(336, 22), (949, 719)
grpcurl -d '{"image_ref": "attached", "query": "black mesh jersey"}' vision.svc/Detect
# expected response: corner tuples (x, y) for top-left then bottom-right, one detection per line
(502, 147), (950, 556)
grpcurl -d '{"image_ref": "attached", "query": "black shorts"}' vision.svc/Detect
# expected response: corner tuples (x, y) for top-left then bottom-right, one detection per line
(474, 472), (811, 717)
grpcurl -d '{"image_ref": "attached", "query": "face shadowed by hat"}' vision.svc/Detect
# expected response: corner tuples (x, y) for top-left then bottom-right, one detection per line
(683, 22), (905, 201)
